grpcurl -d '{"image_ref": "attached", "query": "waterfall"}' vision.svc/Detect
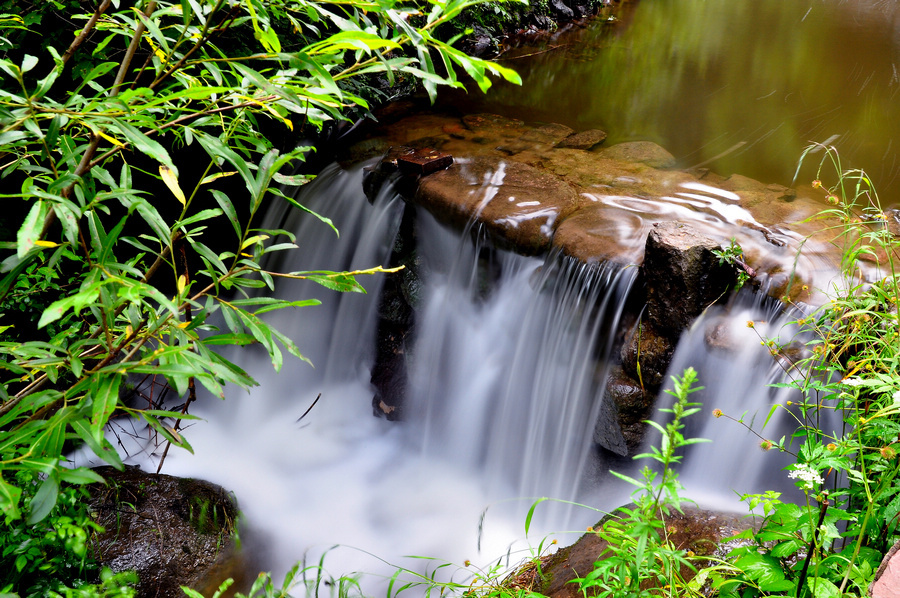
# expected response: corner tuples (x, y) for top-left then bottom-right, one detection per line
(81, 160), (815, 591)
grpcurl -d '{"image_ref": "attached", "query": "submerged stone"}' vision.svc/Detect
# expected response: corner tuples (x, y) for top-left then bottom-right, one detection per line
(558, 128), (608, 150)
(596, 141), (677, 168)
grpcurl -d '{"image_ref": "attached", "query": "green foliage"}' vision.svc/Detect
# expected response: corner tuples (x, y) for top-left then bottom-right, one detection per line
(574, 368), (709, 598)
(0, 469), (138, 597)
(713, 238), (751, 292)
(713, 144), (900, 596)
(0, 0), (522, 591)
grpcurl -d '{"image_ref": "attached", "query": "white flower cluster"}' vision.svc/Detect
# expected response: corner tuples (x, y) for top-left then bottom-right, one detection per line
(788, 464), (824, 490)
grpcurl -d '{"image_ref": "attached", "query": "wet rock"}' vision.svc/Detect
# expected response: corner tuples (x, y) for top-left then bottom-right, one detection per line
(642, 222), (735, 338)
(397, 147), (453, 176)
(519, 123), (575, 146)
(870, 540), (900, 598)
(415, 156), (578, 254)
(90, 467), (240, 598)
(558, 129), (608, 150)
(363, 146), (417, 202)
(549, 0), (574, 19)
(371, 205), (419, 420)
(540, 507), (756, 598)
(594, 366), (654, 456)
(551, 204), (652, 266)
(620, 321), (677, 393)
(461, 113), (526, 139)
(596, 141), (677, 168)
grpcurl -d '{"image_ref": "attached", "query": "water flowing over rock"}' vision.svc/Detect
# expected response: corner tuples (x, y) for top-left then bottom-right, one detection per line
(415, 157), (579, 255)
(89, 467), (241, 598)
(354, 108), (843, 306)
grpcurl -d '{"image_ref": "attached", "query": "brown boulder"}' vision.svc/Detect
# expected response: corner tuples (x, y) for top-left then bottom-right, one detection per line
(871, 540), (900, 598)
(90, 467), (243, 598)
(558, 129), (608, 150)
(415, 157), (579, 254)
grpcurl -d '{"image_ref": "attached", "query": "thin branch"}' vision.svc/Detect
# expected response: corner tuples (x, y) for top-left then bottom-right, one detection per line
(113, 1), (158, 92)
(62, 0), (113, 66)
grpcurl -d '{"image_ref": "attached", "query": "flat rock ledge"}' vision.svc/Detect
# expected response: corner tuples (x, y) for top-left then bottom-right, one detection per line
(355, 111), (847, 305)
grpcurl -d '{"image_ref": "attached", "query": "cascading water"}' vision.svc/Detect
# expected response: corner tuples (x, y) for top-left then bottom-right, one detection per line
(658, 294), (807, 510)
(87, 161), (646, 590)
(79, 154), (830, 592)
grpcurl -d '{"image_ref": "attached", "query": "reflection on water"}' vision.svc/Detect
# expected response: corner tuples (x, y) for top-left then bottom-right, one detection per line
(448, 0), (900, 200)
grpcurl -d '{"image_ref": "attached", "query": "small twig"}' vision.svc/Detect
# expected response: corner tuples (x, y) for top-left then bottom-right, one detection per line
(496, 44), (566, 61)
(295, 393), (322, 423)
(62, 0), (112, 65)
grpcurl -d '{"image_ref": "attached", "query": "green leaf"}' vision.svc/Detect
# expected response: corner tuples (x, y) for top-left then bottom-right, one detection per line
(17, 200), (49, 258)
(58, 467), (105, 485)
(210, 190), (241, 240)
(301, 273), (366, 293)
(200, 332), (256, 346)
(524, 497), (548, 536)
(194, 131), (253, 196)
(176, 208), (222, 229)
(108, 120), (177, 174)
(808, 577), (840, 598)
(26, 472), (58, 524)
(0, 476), (22, 521)
(71, 418), (123, 469)
(90, 374), (122, 436)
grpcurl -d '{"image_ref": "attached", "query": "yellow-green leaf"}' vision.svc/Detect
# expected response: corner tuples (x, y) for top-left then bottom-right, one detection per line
(159, 164), (186, 205)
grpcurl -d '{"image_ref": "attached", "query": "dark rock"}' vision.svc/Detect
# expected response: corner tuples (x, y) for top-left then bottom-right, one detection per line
(529, 13), (555, 29)
(641, 222), (735, 338)
(371, 205), (419, 420)
(596, 141), (676, 168)
(363, 146), (416, 201)
(90, 467), (241, 598)
(594, 366), (654, 456)
(397, 147), (453, 176)
(558, 129), (608, 150)
(540, 507), (757, 598)
(549, 0), (574, 19)
(620, 321), (677, 393)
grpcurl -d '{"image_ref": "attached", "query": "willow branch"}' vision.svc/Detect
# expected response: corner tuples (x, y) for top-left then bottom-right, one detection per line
(113, 1), (157, 92)
(62, 0), (113, 66)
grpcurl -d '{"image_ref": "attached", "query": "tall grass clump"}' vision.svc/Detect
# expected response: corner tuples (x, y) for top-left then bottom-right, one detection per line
(712, 144), (900, 597)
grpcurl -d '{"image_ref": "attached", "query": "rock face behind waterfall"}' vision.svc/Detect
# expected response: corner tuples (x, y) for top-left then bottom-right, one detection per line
(90, 467), (243, 598)
(353, 108), (846, 454)
(598, 222), (734, 455)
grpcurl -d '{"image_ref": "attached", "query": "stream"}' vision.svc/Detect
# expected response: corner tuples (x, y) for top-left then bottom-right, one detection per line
(86, 0), (899, 592)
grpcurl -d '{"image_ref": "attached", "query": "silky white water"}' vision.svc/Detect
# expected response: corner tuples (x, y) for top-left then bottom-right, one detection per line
(79, 161), (823, 593)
